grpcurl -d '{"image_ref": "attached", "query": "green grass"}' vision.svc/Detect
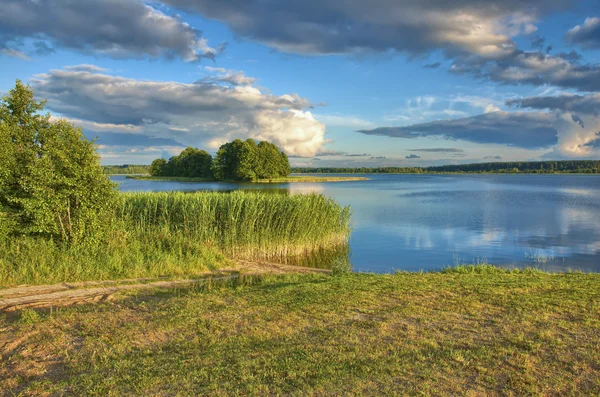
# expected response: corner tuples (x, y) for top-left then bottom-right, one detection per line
(0, 191), (351, 287)
(2, 268), (599, 395)
(126, 175), (214, 182)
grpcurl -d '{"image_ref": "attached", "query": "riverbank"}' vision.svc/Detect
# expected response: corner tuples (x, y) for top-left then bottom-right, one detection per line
(126, 175), (369, 182)
(0, 191), (351, 287)
(2, 265), (599, 395)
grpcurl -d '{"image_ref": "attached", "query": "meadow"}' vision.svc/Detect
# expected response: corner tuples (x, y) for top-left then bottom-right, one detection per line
(0, 191), (351, 287)
(2, 265), (599, 395)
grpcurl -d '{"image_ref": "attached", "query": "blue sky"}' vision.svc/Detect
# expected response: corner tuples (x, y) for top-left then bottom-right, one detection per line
(1, 0), (600, 166)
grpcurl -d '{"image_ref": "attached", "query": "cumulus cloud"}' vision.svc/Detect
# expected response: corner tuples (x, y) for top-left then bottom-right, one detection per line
(507, 92), (600, 157)
(32, 65), (326, 157)
(565, 17), (600, 49)
(0, 0), (221, 61)
(359, 112), (560, 150)
(405, 154), (421, 159)
(200, 67), (256, 86)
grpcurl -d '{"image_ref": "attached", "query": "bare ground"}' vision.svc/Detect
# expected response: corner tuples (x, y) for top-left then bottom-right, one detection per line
(0, 261), (330, 312)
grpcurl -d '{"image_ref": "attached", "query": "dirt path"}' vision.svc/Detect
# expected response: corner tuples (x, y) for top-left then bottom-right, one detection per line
(0, 261), (330, 312)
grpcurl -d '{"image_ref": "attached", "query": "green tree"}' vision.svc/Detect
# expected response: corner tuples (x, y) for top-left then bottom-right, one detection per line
(176, 147), (213, 177)
(212, 139), (290, 181)
(0, 80), (117, 243)
(149, 158), (168, 176)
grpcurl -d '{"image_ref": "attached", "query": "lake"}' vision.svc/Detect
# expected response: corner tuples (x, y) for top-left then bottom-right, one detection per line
(112, 174), (600, 273)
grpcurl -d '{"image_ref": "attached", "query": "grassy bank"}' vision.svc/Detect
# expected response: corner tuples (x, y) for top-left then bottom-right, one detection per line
(126, 175), (214, 182)
(126, 175), (368, 183)
(0, 191), (351, 287)
(2, 265), (599, 395)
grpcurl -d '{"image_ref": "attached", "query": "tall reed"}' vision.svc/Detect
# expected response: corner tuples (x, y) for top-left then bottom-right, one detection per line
(0, 191), (351, 286)
(118, 191), (352, 262)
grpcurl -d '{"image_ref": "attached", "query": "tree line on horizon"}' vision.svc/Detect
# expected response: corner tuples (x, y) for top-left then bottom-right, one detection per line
(148, 139), (291, 181)
(291, 161), (600, 174)
(106, 160), (600, 176)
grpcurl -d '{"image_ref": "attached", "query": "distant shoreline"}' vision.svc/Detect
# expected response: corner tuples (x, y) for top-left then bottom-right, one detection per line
(125, 175), (369, 183)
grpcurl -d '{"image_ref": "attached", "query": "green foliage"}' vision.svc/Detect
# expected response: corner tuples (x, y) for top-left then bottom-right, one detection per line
(292, 160), (600, 174)
(0, 80), (117, 243)
(149, 158), (167, 176)
(150, 147), (213, 178)
(19, 308), (42, 325)
(0, 191), (351, 286)
(103, 164), (150, 175)
(212, 138), (291, 181)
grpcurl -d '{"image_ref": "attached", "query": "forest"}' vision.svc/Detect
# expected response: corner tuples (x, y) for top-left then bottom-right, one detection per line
(292, 161), (600, 174)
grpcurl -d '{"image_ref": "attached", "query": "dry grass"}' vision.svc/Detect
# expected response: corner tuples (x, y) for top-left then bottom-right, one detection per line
(1, 268), (599, 396)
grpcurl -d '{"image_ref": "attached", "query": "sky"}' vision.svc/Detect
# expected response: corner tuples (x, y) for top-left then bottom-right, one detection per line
(1, 0), (600, 167)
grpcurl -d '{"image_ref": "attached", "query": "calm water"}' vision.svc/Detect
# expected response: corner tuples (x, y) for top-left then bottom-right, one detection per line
(112, 174), (600, 273)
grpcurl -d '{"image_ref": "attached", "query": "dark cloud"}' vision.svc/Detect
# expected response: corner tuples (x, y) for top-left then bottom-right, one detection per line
(565, 17), (600, 49)
(370, 156), (386, 159)
(408, 148), (464, 153)
(32, 41), (55, 56)
(450, 49), (600, 92)
(358, 112), (560, 150)
(314, 149), (346, 156)
(484, 155), (502, 160)
(584, 134), (600, 148)
(423, 62), (441, 69)
(346, 153), (371, 157)
(0, 0), (220, 61)
(571, 114), (585, 128)
(86, 132), (184, 148)
(405, 154), (421, 159)
(162, 0), (569, 56)
(530, 34), (546, 50)
(507, 93), (600, 115)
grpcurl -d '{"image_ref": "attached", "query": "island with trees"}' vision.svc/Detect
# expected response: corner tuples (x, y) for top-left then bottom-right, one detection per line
(135, 139), (367, 183)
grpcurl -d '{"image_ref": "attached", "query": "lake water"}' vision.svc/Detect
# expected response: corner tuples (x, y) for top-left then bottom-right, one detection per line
(112, 174), (600, 273)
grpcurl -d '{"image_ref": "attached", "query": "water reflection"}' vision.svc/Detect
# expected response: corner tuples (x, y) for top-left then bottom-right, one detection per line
(112, 174), (600, 273)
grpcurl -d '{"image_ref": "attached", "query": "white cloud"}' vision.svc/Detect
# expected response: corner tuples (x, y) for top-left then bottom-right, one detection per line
(33, 65), (327, 157)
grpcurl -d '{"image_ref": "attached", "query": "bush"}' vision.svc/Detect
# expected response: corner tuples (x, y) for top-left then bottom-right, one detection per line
(0, 80), (117, 243)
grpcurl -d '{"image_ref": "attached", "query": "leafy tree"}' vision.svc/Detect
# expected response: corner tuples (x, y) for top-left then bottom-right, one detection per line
(176, 147), (213, 177)
(212, 139), (290, 181)
(0, 80), (117, 243)
(149, 158), (168, 176)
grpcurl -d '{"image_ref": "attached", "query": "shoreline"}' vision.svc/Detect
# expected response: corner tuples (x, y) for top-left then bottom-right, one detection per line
(125, 175), (369, 182)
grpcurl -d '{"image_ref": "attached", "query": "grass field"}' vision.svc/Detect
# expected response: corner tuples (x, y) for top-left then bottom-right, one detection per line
(1, 265), (599, 395)
(0, 191), (351, 287)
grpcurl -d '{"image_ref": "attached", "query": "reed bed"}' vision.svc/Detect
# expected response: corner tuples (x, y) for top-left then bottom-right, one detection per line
(0, 191), (351, 286)
(118, 191), (352, 262)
